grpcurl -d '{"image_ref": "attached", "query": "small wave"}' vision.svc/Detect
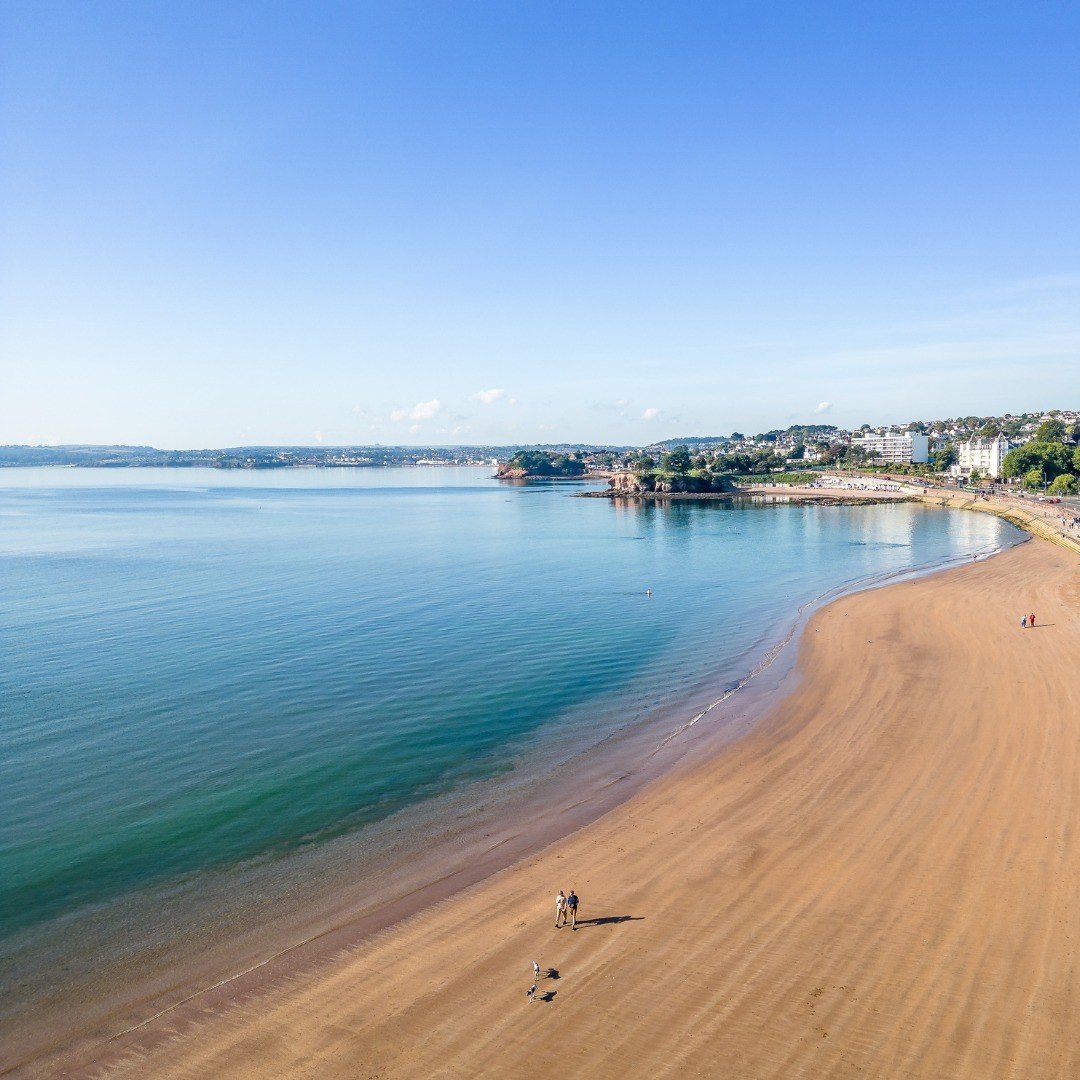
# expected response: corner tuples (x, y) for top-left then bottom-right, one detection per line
(646, 526), (1022, 757)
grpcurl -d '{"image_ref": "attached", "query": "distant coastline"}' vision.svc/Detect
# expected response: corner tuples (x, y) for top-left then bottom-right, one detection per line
(0, 445), (499, 469)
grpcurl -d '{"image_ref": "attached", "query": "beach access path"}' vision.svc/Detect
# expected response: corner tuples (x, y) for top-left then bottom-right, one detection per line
(40, 539), (1080, 1080)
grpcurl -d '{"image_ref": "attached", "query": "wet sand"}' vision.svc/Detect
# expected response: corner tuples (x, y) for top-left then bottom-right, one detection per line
(23, 539), (1080, 1079)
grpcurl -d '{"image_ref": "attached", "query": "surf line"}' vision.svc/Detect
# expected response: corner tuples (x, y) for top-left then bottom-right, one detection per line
(647, 538), (1009, 759)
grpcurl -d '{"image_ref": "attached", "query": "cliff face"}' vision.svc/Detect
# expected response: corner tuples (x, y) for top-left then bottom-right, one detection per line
(608, 471), (735, 495)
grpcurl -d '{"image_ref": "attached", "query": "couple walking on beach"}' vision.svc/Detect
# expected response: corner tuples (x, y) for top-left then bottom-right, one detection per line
(555, 888), (579, 930)
(1021, 611), (1037, 629)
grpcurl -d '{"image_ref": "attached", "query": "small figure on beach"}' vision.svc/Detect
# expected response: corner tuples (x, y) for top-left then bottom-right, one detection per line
(555, 889), (567, 927)
(1030, 611), (1036, 628)
(567, 889), (579, 929)
(1021, 615), (1028, 629)
(533, 960), (541, 979)
(527, 983), (538, 1003)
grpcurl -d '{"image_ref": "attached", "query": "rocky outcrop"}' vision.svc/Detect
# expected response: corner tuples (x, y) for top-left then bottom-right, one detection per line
(608, 471), (735, 495)
(496, 462), (529, 479)
(497, 451), (587, 479)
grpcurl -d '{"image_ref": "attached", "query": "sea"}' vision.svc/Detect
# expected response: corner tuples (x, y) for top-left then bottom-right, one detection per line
(0, 466), (1019, 1061)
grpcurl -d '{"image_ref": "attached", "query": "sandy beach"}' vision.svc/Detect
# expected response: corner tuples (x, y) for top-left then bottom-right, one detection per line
(21, 536), (1080, 1079)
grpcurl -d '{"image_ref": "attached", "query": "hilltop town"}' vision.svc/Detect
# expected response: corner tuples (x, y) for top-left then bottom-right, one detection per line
(502, 409), (1080, 494)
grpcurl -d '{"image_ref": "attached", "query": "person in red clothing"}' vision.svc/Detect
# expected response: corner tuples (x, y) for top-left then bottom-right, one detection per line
(1030, 611), (1036, 628)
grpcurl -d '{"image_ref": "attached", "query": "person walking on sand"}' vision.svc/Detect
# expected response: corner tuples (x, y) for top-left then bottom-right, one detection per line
(1030, 611), (1036, 628)
(527, 983), (538, 1003)
(555, 889), (567, 928)
(567, 888), (579, 930)
(1022, 615), (1028, 629)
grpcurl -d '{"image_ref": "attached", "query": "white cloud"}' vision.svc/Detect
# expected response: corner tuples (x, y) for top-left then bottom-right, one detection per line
(508, 397), (518, 406)
(641, 407), (661, 421)
(389, 400), (442, 423)
(409, 398), (441, 420)
(814, 401), (833, 414)
(408, 423), (420, 435)
(616, 399), (628, 407)
(314, 430), (325, 444)
(470, 388), (505, 405)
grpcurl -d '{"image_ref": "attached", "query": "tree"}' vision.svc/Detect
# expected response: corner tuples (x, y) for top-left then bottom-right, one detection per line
(969, 469), (982, 485)
(1048, 473), (1079, 496)
(1034, 418), (1067, 443)
(632, 453), (655, 473)
(661, 446), (692, 474)
(1023, 468), (1044, 491)
(789, 442), (806, 460)
(720, 452), (753, 473)
(1002, 442), (1073, 482)
(931, 444), (957, 471)
(506, 450), (585, 477)
(1074, 443), (1080, 473)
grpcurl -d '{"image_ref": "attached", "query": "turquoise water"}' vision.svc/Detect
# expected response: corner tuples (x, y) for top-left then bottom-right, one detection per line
(1, 468), (1015, 956)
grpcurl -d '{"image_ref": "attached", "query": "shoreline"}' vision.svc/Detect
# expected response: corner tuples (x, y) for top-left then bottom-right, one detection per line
(581, 479), (1080, 556)
(54, 532), (1080, 1079)
(4, 507), (1028, 1078)
(578, 489), (911, 505)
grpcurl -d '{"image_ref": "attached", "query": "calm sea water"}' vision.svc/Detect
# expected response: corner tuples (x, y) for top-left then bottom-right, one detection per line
(0, 468), (1015, 985)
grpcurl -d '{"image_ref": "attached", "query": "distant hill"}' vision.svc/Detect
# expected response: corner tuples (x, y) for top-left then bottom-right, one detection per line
(650, 436), (732, 449)
(651, 425), (842, 450)
(0, 443), (629, 469)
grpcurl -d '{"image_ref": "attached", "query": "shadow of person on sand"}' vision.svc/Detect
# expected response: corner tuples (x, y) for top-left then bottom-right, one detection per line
(545, 967), (560, 979)
(577, 915), (645, 928)
(540, 990), (556, 1002)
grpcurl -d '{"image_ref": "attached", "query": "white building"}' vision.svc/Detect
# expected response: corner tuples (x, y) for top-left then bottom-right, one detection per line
(953, 434), (1012, 479)
(851, 431), (930, 464)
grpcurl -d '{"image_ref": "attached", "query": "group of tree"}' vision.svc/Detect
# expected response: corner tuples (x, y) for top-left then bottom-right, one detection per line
(1001, 420), (1080, 494)
(630, 445), (762, 477)
(930, 444), (957, 471)
(504, 450), (586, 477)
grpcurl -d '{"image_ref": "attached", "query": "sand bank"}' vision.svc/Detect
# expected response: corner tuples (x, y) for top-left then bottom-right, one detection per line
(23, 539), (1080, 1079)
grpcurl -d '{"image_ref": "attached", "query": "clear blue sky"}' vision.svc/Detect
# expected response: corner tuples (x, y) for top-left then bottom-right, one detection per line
(2, 1), (1078, 447)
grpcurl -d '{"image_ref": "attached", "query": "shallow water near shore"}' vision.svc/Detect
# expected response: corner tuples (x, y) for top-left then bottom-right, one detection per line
(0, 467), (1018, 1063)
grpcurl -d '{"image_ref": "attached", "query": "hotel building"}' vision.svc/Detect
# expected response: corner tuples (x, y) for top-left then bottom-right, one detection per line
(952, 433), (1012, 479)
(851, 431), (930, 464)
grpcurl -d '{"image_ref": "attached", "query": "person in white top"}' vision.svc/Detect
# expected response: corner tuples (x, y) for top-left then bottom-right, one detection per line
(555, 889), (567, 928)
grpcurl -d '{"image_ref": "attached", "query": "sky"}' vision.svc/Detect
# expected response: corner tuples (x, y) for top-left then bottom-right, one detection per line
(2, 1), (1078, 448)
